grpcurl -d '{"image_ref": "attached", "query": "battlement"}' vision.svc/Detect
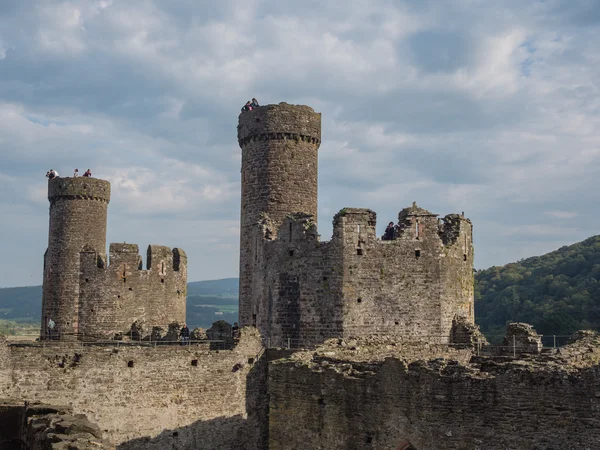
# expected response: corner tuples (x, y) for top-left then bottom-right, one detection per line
(48, 177), (111, 203)
(237, 102), (322, 146)
(249, 203), (474, 347)
(267, 204), (472, 250)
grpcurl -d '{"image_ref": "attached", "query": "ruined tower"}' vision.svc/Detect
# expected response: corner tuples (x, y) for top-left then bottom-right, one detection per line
(237, 103), (322, 328)
(42, 177), (110, 339)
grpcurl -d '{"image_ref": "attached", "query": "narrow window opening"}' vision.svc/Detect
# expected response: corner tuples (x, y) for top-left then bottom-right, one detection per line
(117, 295), (121, 299)
(123, 278), (126, 283)
(357, 248), (363, 256)
(248, 357), (255, 364)
(415, 220), (420, 239)
(252, 314), (257, 327)
(289, 250), (294, 256)
(463, 254), (467, 261)
(127, 360), (134, 368)
(318, 398), (325, 406)
(161, 278), (165, 283)
(415, 250), (421, 258)
(357, 298), (362, 304)
(85, 278), (89, 283)
(191, 359), (198, 367)
(128, 287), (133, 291)
(323, 276), (328, 281)
(395, 321), (399, 325)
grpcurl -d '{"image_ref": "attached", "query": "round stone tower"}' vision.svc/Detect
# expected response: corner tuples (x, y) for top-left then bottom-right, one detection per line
(237, 102), (321, 326)
(41, 176), (110, 340)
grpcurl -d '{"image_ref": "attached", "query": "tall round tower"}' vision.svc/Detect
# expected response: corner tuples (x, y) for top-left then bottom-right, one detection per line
(237, 103), (322, 327)
(41, 177), (110, 340)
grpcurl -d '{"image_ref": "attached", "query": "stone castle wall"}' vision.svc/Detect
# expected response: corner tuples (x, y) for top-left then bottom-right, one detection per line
(268, 335), (600, 450)
(0, 331), (266, 450)
(78, 243), (187, 339)
(251, 205), (473, 348)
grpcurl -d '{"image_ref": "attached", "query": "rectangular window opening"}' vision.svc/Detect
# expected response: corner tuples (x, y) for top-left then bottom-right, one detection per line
(415, 249), (421, 258)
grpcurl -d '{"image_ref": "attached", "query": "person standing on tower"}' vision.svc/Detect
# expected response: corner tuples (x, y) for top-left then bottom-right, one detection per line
(47, 316), (55, 339)
(251, 98), (259, 108)
(83, 169), (92, 177)
(73, 168), (79, 177)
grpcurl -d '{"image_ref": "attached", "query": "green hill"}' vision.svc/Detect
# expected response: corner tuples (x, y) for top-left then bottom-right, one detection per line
(475, 235), (600, 338)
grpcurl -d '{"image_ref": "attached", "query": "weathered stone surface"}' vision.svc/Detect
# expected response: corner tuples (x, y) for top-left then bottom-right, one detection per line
(0, 400), (112, 450)
(0, 330), (266, 449)
(503, 322), (543, 355)
(268, 332), (600, 450)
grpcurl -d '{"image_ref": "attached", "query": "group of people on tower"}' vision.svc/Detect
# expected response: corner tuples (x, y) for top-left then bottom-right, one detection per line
(45, 168), (92, 180)
(73, 168), (92, 178)
(241, 98), (260, 112)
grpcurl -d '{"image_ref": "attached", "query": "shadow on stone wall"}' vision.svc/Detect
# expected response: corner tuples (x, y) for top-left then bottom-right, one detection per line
(118, 346), (269, 450)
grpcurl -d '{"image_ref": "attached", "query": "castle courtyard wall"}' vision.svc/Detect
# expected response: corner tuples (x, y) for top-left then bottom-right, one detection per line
(268, 341), (600, 450)
(0, 332), (266, 450)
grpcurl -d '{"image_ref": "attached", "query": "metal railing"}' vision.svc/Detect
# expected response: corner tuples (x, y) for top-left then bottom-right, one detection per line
(264, 334), (577, 354)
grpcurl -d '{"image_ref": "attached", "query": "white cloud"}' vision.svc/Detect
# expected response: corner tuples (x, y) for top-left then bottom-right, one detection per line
(1, 0), (600, 285)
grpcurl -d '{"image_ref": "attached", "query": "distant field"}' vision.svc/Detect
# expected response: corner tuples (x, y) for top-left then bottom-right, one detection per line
(0, 319), (40, 337)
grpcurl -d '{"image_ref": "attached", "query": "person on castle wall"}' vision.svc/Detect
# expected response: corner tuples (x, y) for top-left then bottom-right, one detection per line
(83, 169), (92, 177)
(180, 323), (190, 345)
(46, 169), (59, 180)
(46, 316), (56, 340)
(73, 168), (79, 177)
(232, 322), (240, 341)
(383, 222), (396, 241)
(250, 98), (259, 108)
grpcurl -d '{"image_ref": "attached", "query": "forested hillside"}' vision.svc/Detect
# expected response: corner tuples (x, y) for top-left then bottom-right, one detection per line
(475, 235), (600, 337)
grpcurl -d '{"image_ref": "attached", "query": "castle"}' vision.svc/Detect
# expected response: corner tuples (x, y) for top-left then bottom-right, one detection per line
(238, 103), (474, 348)
(40, 176), (187, 340)
(1, 102), (600, 450)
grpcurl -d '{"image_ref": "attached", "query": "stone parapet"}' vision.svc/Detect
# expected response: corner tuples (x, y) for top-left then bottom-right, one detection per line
(48, 177), (111, 203)
(237, 102), (321, 145)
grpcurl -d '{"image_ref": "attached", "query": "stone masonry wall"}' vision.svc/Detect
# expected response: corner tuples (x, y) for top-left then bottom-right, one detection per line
(0, 331), (266, 450)
(238, 103), (321, 330)
(42, 177), (110, 340)
(268, 334), (600, 450)
(253, 204), (474, 348)
(78, 243), (187, 339)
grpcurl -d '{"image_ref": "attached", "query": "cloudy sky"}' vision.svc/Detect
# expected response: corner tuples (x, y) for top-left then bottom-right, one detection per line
(1, 0), (599, 287)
